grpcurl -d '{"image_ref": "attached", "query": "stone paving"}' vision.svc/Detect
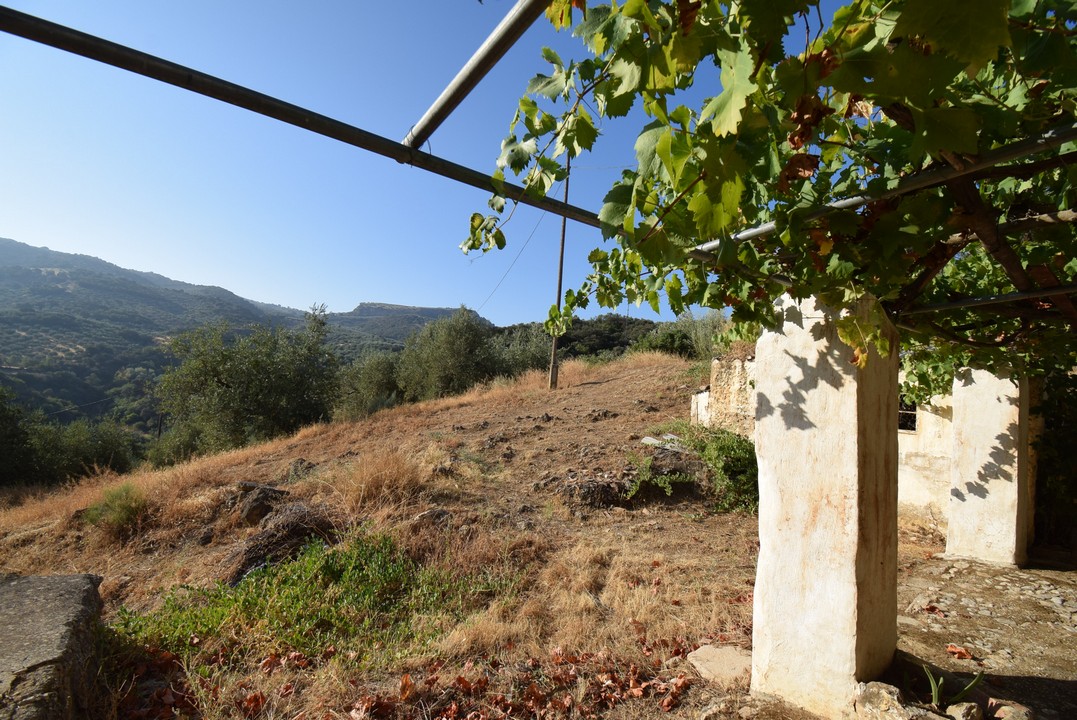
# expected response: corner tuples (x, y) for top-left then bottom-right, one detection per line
(896, 554), (1077, 718)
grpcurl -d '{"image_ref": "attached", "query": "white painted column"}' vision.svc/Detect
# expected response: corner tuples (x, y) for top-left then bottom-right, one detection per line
(751, 296), (898, 718)
(946, 369), (1037, 566)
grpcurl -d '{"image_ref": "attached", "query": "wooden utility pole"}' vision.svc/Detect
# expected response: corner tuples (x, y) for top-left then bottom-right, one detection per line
(548, 156), (570, 390)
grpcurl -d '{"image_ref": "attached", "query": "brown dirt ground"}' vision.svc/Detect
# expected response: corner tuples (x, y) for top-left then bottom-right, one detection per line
(0, 352), (1074, 719)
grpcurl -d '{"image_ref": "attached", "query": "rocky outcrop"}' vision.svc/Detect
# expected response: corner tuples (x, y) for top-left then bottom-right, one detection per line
(0, 574), (103, 720)
(222, 503), (337, 585)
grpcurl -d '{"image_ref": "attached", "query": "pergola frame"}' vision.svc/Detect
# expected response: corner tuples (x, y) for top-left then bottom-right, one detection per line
(1, 3), (1075, 326)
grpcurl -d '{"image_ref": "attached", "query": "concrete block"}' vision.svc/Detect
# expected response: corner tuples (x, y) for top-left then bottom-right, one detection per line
(751, 295), (898, 718)
(946, 369), (1037, 566)
(0, 574), (103, 720)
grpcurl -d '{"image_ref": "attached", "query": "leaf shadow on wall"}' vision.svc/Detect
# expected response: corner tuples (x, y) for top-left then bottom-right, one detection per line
(755, 303), (849, 432)
(951, 421), (1018, 502)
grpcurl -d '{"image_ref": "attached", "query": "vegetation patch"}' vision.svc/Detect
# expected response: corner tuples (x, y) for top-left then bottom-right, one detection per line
(649, 421), (759, 513)
(114, 530), (520, 673)
(83, 481), (149, 540)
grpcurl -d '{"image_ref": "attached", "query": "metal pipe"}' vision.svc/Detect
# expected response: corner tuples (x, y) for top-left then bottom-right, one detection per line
(0, 6), (600, 230)
(900, 284), (1077, 315)
(403, 0), (549, 149)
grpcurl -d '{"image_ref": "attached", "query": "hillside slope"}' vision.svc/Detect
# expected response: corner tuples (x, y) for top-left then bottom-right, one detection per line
(0, 238), (463, 415)
(0, 353), (1073, 719)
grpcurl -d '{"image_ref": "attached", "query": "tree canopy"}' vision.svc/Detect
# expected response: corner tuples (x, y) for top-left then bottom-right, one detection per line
(465, 0), (1077, 397)
(155, 308), (338, 460)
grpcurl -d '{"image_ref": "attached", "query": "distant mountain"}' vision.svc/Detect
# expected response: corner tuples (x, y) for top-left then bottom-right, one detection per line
(0, 238), (464, 420)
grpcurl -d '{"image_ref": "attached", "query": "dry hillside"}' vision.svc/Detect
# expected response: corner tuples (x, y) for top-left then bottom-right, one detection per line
(1, 352), (1073, 720)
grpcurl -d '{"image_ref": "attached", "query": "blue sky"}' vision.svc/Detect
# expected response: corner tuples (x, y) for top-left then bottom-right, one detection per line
(0, 1), (682, 326)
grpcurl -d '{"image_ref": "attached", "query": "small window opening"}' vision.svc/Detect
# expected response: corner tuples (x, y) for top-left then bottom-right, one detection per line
(898, 397), (918, 431)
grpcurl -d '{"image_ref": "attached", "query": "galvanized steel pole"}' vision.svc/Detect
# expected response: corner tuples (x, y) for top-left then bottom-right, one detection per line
(0, 5), (599, 230)
(403, 0), (549, 150)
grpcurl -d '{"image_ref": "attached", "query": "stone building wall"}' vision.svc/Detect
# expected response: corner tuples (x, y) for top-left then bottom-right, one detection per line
(692, 356), (955, 527)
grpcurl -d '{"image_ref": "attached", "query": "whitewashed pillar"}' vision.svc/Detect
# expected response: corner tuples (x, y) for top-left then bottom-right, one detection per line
(946, 369), (1038, 566)
(751, 296), (898, 718)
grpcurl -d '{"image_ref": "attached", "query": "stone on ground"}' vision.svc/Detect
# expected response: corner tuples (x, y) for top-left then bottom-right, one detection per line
(687, 644), (752, 685)
(0, 574), (102, 720)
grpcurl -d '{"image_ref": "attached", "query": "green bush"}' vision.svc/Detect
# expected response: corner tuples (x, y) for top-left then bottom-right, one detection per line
(631, 325), (696, 358)
(698, 430), (759, 513)
(335, 352), (401, 420)
(155, 308), (338, 461)
(630, 310), (731, 361)
(625, 454), (696, 500)
(653, 421), (759, 513)
(492, 323), (550, 376)
(0, 387), (36, 487)
(84, 482), (148, 539)
(396, 308), (498, 401)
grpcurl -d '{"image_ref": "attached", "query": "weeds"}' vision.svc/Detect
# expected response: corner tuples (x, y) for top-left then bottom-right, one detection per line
(649, 421), (759, 513)
(922, 665), (984, 710)
(114, 529), (519, 671)
(83, 482), (148, 540)
(626, 455), (696, 500)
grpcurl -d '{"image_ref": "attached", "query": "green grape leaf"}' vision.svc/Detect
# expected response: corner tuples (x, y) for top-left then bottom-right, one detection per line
(892, 0), (1011, 70)
(701, 40), (758, 136)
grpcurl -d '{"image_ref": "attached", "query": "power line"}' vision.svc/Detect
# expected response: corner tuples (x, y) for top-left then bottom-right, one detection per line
(476, 179), (566, 314)
(45, 396), (113, 417)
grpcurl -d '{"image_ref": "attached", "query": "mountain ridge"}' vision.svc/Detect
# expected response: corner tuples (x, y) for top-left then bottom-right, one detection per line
(0, 237), (467, 420)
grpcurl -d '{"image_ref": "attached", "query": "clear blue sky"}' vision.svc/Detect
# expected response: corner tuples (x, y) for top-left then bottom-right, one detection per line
(0, 1), (685, 326)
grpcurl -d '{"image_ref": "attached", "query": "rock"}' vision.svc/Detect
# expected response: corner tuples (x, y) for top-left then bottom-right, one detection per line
(945, 702), (983, 720)
(284, 458), (316, 482)
(991, 701), (1035, 719)
(698, 699), (728, 720)
(855, 682), (949, 719)
(0, 574), (103, 720)
(235, 483), (289, 526)
(687, 645), (752, 686)
(737, 706), (757, 719)
(223, 503), (336, 585)
(413, 508), (452, 528)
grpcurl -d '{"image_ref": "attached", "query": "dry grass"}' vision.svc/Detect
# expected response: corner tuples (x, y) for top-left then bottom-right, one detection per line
(306, 449), (425, 519)
(0, 352), (795, 719)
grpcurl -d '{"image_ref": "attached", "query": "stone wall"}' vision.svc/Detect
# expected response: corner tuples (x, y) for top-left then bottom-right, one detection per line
(897, 396), (953, 528)
(693, 357), (955, 527)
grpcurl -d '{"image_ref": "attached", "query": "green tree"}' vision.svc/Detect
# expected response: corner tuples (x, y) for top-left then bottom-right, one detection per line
(335, 352), (401, 420)
(155, 308), (338, 460)
(492, 323), (552, 375)
(466, 0), (1077, 395)
(0, 387), (36, 487)
(25, 416), (137, 482)
(396, 308), (498, 401)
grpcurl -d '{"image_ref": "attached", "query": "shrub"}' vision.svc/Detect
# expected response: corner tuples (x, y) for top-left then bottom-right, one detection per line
(492, 323), (550, 376)
(335, 352), (401, 420)
(156, 308), (338, 460)
(83, 482), (148, 540)
(650, 421), (759, 513)
(625, 454), (696, 500)
(0, 387), (36, 487)
(396, 308), (498, 401)
(698, 429), (759, 513)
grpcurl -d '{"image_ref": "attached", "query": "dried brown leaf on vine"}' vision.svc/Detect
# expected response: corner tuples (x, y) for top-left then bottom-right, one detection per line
(676, 0), (702, 35)
(778, 154), (820, 193)
(788, 94), (835, 149)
